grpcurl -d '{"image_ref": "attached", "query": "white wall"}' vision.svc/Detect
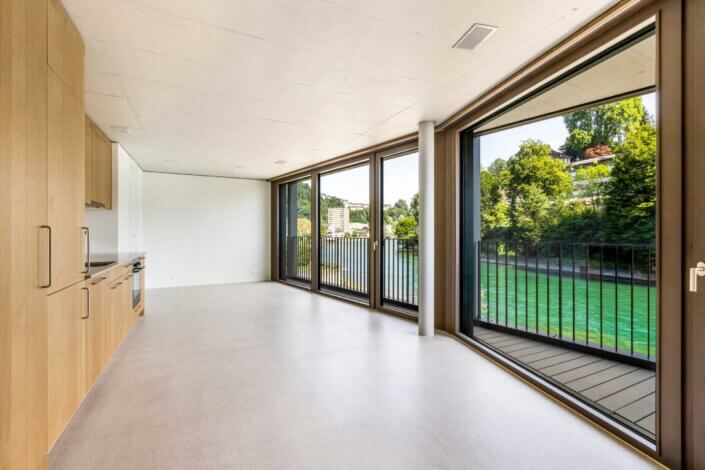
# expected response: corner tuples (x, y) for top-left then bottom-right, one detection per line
(85, 143), (143, 255)
(143, 173), (270, 289)
(116, 144), (143, 253)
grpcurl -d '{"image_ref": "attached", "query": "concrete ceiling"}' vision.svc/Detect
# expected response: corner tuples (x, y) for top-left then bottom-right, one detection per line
(64, 0), (619, 179)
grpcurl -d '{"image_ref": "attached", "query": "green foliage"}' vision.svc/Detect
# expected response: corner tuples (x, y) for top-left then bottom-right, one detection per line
(603, 121), (656, 243)
(349, 208), (368, 224)
(394, 215), (417, 239)
(505, 140), (572, 202)
(479, 95), (655, 246)
(296, 181), (311, 220)
(512, 185), (559, 244)
(561, 97), (647, 159)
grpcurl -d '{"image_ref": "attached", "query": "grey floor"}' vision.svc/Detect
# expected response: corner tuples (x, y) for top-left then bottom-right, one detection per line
(49, 282), (658, 469)
(473, 327), (656, 440)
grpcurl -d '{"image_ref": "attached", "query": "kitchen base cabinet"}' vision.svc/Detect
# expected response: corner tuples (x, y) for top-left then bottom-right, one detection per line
(47, 282), (85, 449)
(83, 276), (106, 393)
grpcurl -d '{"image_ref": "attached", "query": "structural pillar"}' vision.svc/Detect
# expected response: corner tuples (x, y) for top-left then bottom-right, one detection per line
(418, 121), (435, 336)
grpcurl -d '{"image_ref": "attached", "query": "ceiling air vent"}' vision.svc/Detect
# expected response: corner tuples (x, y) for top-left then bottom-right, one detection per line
(453, 23), (497, 51)
(111, 125), (132, 135)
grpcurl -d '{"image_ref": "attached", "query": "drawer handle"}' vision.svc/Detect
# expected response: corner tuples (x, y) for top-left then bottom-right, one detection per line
(110, 282), (122, 290)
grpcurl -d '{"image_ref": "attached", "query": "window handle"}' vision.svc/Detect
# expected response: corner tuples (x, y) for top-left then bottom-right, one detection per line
(689, 262), (705, 292)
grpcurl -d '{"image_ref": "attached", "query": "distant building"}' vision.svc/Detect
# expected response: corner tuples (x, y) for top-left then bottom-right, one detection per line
(345, 201), (369, 211)
(328, 207), (349, 235)
(349, 222), (369, 236)
(566, 154), (616, 203)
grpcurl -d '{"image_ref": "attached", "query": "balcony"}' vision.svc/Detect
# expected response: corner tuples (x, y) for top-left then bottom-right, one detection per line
(474, 240), (656, 439)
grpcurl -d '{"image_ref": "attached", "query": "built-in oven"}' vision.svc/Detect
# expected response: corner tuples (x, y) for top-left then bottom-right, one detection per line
(132, 261), (143, 309)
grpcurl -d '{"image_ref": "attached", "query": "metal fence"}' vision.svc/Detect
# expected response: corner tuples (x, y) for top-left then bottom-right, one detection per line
(382, 238), (419, 309)
(320, 236), (369, 297)
(476, 240), (656, 364)
(283, 236), (312, 283)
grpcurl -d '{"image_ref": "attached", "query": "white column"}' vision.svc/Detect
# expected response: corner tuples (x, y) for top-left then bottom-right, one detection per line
(418, 121), (435, 336)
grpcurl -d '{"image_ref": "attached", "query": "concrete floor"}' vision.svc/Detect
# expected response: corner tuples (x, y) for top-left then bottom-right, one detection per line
(49, 282), (658, 469)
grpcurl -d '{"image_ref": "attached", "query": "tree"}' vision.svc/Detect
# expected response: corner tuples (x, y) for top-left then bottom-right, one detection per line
(296, 181), (311, 219)
(561, 97), (648, 159)
(349, 208), (368, 224)
(297, 218), (311, 237)
(603, 120), (656, 243)
(505, 140), (572, 202)
(480, 163), (509, 238)
(410, 193), (419, 222)
(512, 185), (559, 244)
(394, 215), (417, 239)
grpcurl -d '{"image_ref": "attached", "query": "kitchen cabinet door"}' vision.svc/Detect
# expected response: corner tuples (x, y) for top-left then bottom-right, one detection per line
(47, 282), (85, 449)
(47, 69), (85, 294)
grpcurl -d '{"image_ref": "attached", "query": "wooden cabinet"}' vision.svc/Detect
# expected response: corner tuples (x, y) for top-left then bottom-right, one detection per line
(85, 118), (113, 209)
(47, 282), (86, 449)
(83, 277), (107, 392)
(48, 0), (84, 103)
(84, 119), (92, 206)
(48, 69), (86, 294)
(0, 1), (49, 467)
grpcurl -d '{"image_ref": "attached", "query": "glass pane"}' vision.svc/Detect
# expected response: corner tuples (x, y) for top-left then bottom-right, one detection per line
(464, 31), (658, 442)
(381, 152), (419, 310)
(280, 178), (312, 286)
(319, 164), (369, 301)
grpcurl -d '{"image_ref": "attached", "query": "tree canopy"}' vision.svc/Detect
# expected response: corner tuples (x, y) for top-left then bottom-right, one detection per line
(480, 95), (656, 245)
(561, 97), (648, 159)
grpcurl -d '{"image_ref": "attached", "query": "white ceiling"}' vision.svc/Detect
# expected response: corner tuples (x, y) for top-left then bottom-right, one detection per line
(63, 0), (619, 179)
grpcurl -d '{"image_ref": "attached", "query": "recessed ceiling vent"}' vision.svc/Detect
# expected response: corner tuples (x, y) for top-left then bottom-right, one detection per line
(453, 23), (497, 51)
(111, 125), (132, 135)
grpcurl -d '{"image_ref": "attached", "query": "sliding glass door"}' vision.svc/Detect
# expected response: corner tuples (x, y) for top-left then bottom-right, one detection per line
(318, 163), (370, 301)
(380, 151), (419, 311)
(278, 178), (312, 286)
(461, 27), (662, 443)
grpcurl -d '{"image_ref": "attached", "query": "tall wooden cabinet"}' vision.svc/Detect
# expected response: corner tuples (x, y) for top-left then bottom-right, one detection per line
(0, 1), (49, 468)
(1, 0), (86, 467)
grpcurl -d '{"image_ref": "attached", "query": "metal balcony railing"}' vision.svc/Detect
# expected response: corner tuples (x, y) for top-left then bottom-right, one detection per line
(382, 237), (419, 310)
(476, 240), (656, 366)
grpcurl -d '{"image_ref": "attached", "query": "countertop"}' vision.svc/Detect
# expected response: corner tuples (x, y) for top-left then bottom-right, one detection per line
(86, 252), (146, 279)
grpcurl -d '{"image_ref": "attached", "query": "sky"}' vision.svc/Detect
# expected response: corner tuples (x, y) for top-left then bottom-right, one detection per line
(319, 152), (419, 205)
(316, 93), (656, 204)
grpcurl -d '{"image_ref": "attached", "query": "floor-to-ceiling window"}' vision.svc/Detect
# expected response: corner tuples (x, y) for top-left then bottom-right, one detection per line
(462, 27), (659, 442)
(380, 151), (419, 311)
(279, 178), (312, 286)
(318, 163), (370, 301)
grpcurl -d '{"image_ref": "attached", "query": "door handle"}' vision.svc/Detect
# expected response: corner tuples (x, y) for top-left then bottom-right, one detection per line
(689, 262), (705, 292)
(81, 227), (90, 273)
(40, 225), (52, 288)
(81, 287), (90, 319)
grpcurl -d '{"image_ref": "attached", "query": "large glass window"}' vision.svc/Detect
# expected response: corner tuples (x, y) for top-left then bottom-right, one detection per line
(279, 178), (312, 286)
(318, 164), (370, 301)
(381, 152), (419, 311)
(462, 30), (658, 441)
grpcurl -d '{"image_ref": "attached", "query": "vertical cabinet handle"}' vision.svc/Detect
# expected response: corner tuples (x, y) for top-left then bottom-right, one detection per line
(81, 226), (90, 273)
(81, 287), (90, 319)
(40, 225), (52, 288)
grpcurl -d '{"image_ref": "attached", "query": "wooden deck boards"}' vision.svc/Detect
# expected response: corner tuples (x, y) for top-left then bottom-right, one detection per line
(473, 326), (656, 440)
